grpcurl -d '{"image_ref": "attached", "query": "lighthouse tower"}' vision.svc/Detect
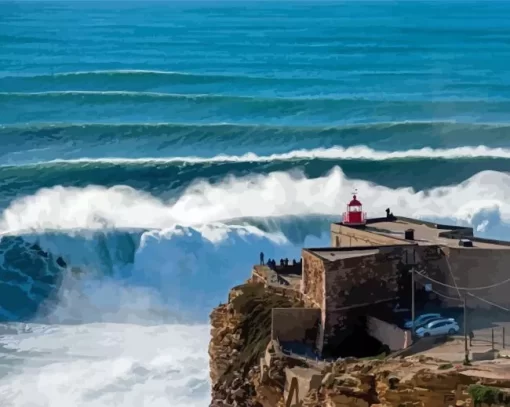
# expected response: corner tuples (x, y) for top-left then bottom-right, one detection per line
(342, 191), (367, 226)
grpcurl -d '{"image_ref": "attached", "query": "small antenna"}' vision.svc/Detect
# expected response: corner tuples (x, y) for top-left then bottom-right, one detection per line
(352, 188), (358, 197)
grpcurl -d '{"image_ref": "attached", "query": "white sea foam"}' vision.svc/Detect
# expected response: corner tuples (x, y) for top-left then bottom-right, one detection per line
(1, 168), (510, 233)
(0, 223), (319, 407)
(0, 322), (211, 407)
(2, 169), (510, 407)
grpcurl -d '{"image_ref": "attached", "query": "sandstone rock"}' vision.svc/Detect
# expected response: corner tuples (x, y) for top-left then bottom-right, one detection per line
(322, 372), (335, 388)
(232, 387), (245, 400)
(209, 281), (510, 407)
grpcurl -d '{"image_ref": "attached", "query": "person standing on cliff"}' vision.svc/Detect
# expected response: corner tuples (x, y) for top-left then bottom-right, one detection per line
(260, 251), (264, 265)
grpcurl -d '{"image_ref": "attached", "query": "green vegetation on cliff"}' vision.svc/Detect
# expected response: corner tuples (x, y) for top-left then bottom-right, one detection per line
(225, 283), (303, 381)
(468, 384), (510, 406)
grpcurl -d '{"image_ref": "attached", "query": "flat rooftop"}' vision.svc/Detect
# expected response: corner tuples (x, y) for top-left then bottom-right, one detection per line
(363, 217), (510, 250)
(309, 248), (381, 262)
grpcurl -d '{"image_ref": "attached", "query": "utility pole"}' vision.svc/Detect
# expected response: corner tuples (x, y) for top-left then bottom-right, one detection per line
(411, 267), (415, 330)
(463, 294), (469, 364)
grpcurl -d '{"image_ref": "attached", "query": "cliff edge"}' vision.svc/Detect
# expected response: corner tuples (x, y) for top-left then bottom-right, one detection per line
(209, 279), (510, 407)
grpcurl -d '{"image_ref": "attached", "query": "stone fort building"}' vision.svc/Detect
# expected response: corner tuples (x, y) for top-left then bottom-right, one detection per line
(257, 193), (510, 357)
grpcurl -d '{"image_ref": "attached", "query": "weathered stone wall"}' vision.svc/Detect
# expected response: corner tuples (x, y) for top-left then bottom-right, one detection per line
(271, 308), (320, 343)
(301, 250), (325, 308)
(444, 247), (510, 309)
(330, 223), (407, 247)
(367, 316), (411, 351)
(321, 246), (416, 350)
(301, 250), (327, 354)
(406, 245), (450, 309)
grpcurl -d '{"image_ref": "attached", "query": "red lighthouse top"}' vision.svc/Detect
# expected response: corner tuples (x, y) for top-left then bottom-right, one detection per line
(342, 191), (367, 226)
(349, 195), (362, 207)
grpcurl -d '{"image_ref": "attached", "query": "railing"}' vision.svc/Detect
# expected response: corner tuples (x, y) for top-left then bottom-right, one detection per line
(274, 338), (334, 366)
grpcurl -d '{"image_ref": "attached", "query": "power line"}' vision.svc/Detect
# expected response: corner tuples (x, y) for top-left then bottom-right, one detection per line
(444, 254), (462, 299)
(415, 273), (509, 310)
(415, 270), (510, 291)
(467, 292), (510, 312)
(414, 278), (462, 302)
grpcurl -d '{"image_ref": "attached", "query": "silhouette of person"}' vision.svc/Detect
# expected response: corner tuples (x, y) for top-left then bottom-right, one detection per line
(260, 251), (264, 265)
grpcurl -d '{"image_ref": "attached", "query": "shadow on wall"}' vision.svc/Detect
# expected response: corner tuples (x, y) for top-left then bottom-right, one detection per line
(324, 313), (390, 359)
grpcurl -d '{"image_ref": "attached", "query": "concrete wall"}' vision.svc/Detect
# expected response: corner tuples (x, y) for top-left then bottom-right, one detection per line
(367, 316), (411, 351)
(444, 247), (510, 309)
(330, 223), (407, 247)
(271, 308), (321, 344)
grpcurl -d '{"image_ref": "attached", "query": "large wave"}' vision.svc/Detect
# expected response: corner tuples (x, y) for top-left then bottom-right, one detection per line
(0, 223), (307, 407)
(2, 167), (510, 318)
(3, 122), (510, 164)
(1, 167), (510, 320)
(2, 168), (510, 233)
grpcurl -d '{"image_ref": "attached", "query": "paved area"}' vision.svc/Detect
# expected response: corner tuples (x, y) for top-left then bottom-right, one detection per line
(416, 336), (510, 363)
(460, 310), (510, 349)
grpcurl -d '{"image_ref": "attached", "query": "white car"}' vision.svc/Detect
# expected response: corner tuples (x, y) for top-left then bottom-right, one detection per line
(415, 318), (459, 338)
(404, 313), (442, 329)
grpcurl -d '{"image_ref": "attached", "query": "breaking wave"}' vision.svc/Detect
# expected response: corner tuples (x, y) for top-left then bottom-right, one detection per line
(3, 168), (510, 233)
(3, 167), (510, 321)
(26, 144), (510, 165)
(0, 165), (508, 323)
(3, 122), (510, 163)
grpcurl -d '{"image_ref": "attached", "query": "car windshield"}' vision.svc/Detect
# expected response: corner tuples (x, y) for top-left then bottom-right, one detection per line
(418, 314), (438, 321)
(415, 316), (439, 326)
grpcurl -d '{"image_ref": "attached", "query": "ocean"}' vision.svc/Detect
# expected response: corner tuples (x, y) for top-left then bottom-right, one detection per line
(1, 1), (510, 405)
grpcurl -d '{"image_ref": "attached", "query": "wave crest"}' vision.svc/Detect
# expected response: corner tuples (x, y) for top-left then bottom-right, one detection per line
(2, 168), (510, 233)
(18, 144), (510, 166)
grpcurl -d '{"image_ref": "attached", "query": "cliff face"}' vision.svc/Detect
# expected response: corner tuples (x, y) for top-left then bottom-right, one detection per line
(209, 281), (510, 407)
(209, 282), (304, 406)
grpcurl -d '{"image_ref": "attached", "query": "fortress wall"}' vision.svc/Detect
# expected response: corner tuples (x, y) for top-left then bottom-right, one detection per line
(330, 224), (407, 247)
(321, 246), (411, 351)
(444, 248), (510, 309)
(301, 250), (325, 308)
(301, 250), (327, 354)
(271, 308), (321, 343)
(324, 246), (410, 309)
(411, 245), (453, 306)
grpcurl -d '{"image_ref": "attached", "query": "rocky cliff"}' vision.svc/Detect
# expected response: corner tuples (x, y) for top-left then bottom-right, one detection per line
(209, 281), (510, 407)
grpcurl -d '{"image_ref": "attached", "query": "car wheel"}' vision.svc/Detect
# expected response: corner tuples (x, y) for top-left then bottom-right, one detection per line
(448, 329), (455, 335)
(423, 332), (430, 337)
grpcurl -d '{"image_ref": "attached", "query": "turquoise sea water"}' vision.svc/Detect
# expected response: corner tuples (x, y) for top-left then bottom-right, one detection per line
(2, 2), (510, 406)
(3, 1), (510, 200)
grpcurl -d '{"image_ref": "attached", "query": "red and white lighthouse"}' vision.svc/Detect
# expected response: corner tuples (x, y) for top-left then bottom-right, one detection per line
(342, 191), (367, 226)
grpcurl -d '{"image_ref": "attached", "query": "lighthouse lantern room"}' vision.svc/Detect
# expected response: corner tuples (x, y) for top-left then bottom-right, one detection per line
(342, 191), (367, 226)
